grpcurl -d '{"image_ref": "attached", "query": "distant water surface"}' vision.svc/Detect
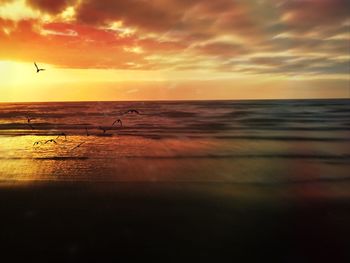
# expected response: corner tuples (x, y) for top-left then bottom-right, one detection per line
(0, 99), (349, 187)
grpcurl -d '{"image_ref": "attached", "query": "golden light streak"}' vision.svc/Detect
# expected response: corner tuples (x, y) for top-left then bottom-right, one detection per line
(59, 6), (76, 21)
(106, 21), (136, 37)
(123, 46), (144, 54)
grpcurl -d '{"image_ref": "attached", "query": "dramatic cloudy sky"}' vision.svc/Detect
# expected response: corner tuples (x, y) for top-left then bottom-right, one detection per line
(0, 0), (349, 101)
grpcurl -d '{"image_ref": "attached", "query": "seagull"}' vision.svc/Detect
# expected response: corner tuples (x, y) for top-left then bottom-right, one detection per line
(71, 142), (85, 151)
(44, 139), (57, 144)
(99, 126), (108, 133)
(56, 132), (67, 140)
(33, 141), (44, 146)
(98, 126), (113, 136)
(34, 62), (45, 73)
(124, 109), (139, 115)
(25, 116), (35, 123)
(112, 119), (123, 127)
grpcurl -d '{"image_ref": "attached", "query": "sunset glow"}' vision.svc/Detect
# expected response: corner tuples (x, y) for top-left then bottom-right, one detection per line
(1, 2), (350, 259)
(0, 0), (349, 101)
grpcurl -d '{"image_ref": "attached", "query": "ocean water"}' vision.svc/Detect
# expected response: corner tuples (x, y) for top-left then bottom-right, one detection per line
(0, 99), (349, 185)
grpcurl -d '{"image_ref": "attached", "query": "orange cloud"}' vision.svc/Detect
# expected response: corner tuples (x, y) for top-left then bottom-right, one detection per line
(26, 0), (76, 14)
(0, 0), (348, 76)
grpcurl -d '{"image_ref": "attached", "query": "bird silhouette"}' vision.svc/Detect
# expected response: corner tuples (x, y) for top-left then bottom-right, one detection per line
(99, 126), (108, 134)
(33, 140), (44, 146)
(25, 116), (35, 123)
(56, 132), (67, 140)
(34, 62), (45, 73)
(71, 142), (85, 151)
(112, 119), (123, 127)
(44, 139), (57, 144)
(97, 126), (113, 136)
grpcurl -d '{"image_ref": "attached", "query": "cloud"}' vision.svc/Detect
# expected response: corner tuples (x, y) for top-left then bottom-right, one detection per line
(25, 0), (76, 14)
(76, 0), (186, 31)
(195, 42), (247, 57)
(0, 0), (40, 20)
(279, 0), (350, 30)
(0, 0), (348, 77)
(0, 19), (144, 68)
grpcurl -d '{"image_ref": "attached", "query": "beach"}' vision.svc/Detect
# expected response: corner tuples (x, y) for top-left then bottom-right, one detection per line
(1, 181), (349, 262)
(0, 99), (349, 261)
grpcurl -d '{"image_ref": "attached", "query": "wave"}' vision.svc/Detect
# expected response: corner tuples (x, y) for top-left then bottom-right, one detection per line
(35, 156), (89, 160)
(0, 100), (349, 141)
(153, 111), (198, 118)
(0, 128), (349, 142)
(2, 153), (349, 160)
(0, 157), (89, 160)
(121, 153), (350, 160)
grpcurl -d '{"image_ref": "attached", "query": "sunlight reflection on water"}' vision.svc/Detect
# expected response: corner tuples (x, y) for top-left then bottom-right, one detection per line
(0, 100), (349, 184)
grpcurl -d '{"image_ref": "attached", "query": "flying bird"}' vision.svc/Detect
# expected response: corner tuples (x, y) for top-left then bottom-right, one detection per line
(112, 119), (123, 127)
(71, 142), (85, 151)
(97, 126), (113, 136)
(34, 62), (45, 73)
(25, 116), (35, 123)
(124, 109), (140, 115)
(33, 141), (44, 146)
(44, 139), (57, 144)
(56, 132), (67, 140)
(99, 126), (108, 134)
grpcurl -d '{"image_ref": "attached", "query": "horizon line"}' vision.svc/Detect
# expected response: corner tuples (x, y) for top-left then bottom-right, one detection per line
(1, 97), (349, 104)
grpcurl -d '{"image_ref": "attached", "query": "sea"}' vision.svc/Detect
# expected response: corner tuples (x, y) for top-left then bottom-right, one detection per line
(0, 99), (349, 185)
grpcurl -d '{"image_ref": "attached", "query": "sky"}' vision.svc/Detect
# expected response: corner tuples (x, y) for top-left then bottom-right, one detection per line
(0, 0), (349, 101)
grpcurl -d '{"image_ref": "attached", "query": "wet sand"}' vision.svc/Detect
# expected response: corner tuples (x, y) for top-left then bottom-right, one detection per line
(0, 181), (349, 262)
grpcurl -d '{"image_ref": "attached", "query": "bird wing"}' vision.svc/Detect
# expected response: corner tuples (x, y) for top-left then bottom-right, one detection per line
(34, 62), (39, 70)
(45, 139), (56, 144)
(71, 142), (84, 150)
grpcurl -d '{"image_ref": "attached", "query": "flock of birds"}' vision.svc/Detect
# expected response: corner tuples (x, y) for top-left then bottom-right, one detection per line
(29, 62), (140, 151)
(27, 109), (140, 151)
